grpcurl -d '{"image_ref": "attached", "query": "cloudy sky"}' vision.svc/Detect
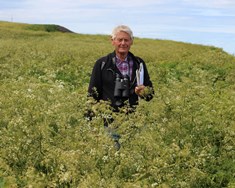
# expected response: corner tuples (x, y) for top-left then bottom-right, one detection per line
(1, 0), (235, 55)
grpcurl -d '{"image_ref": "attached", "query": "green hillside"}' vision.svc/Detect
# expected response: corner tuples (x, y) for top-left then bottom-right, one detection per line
(0, 21), (235, 187)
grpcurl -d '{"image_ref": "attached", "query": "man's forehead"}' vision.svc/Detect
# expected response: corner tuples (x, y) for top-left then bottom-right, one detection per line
(116, 32), (131, 39)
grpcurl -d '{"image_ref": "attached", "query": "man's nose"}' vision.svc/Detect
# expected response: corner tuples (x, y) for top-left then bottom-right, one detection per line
(121, 39), (125, 44)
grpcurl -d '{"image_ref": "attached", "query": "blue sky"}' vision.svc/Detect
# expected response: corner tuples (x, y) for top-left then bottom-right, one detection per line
(1, 0), (235, 55)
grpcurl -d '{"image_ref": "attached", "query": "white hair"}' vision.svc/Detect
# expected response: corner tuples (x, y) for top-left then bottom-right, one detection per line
(111, 25), (134, 40)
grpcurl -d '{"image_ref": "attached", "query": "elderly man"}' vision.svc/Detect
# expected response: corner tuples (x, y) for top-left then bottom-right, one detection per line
(88, 25), (154, 150)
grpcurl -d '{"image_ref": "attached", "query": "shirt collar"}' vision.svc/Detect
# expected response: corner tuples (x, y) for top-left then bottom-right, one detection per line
(116, 55), (128, 64)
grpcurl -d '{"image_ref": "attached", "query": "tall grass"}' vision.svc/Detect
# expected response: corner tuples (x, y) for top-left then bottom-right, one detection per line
(0, 21), (235, 187)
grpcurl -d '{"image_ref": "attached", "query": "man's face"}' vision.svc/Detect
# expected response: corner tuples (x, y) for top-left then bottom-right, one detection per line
(112, 31), (133, 55)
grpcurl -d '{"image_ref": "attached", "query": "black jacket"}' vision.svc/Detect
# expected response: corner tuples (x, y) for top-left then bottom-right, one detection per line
(88, 51), (153, 109)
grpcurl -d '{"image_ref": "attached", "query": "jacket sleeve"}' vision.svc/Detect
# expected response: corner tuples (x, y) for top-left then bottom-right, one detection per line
(143, 63), (152, 87)
(88, 61), (102, 101)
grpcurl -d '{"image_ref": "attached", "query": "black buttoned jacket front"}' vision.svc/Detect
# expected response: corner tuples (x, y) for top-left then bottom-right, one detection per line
(88, 51), (153, 109)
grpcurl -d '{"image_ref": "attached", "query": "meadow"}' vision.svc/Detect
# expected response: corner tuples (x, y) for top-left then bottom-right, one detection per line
(0, 21), (235, 187)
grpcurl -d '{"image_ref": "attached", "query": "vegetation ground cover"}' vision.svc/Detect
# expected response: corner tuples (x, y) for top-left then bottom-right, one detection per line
(0, 21), (235, 187)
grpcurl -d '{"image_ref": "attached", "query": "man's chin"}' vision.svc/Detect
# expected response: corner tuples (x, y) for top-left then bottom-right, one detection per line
(119, 50), (128, 54)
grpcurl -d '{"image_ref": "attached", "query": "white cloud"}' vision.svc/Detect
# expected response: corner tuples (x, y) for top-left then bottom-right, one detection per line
(13, 0), (166, 10)
(182, 0), (235, 9)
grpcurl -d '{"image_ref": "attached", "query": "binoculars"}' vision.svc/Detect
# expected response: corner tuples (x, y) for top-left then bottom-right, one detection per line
(114, 74), (130, 107)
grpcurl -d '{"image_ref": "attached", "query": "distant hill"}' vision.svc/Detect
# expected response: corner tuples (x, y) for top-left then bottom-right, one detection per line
(0, 21), (74, 33)
(26, 24), (74, 33)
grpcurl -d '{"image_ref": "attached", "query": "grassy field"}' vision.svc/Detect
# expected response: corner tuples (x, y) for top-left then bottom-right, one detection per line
(0, 21), (235, 187)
